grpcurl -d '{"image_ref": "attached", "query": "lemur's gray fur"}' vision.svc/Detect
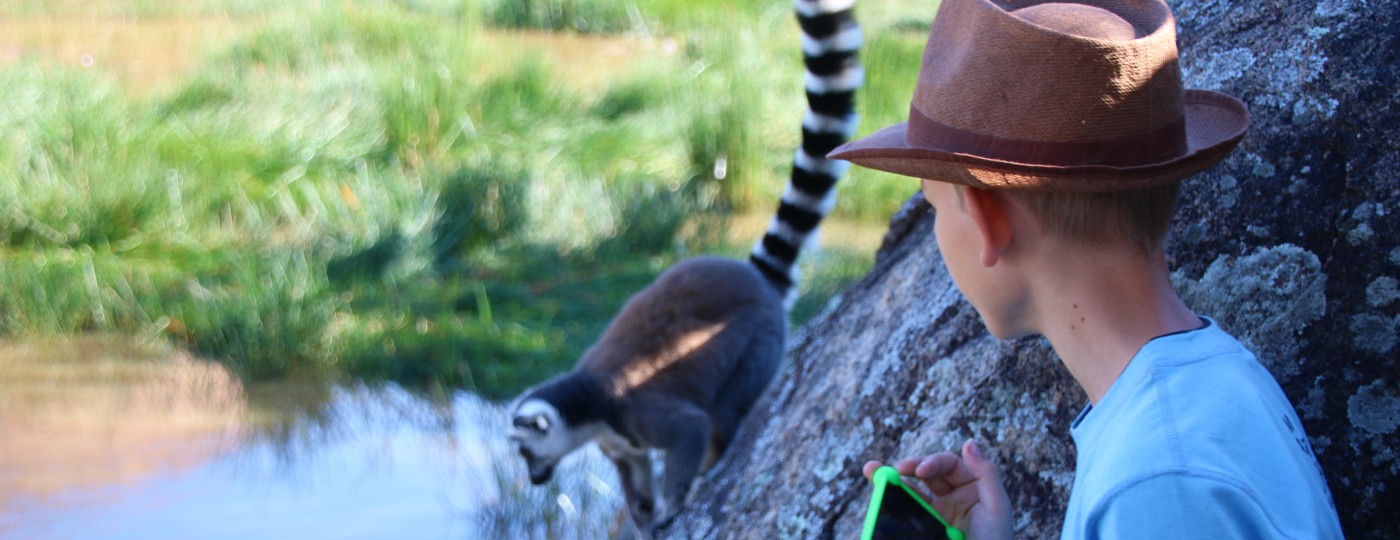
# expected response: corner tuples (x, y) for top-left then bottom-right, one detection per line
(509, 0), (861, 534)
(511, 257), (786, 530)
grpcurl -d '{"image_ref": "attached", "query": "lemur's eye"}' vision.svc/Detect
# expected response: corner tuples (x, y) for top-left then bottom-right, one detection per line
(513, 414), (549, 432)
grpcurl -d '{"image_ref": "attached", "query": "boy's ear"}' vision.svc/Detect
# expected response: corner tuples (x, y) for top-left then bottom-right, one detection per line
(962, 186), (1014, 267)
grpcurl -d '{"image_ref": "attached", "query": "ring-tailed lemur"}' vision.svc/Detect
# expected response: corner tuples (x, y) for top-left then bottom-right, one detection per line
(509, 0), (861, 534)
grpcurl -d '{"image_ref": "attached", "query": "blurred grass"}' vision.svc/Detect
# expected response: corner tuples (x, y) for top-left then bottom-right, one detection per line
(0, 0), (932, 398)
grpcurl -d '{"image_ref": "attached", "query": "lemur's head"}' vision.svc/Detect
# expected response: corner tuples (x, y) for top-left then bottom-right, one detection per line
(509, 397), (572, 484)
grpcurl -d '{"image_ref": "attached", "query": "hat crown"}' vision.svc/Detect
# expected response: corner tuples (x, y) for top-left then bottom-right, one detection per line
(910, 0), (1186, 167)
(1012, 3), (1137, 41)
(825, 0), (1250, 192)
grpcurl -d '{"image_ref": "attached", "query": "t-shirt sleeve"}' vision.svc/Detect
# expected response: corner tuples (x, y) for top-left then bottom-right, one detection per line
(1082, 472), (1288, 540)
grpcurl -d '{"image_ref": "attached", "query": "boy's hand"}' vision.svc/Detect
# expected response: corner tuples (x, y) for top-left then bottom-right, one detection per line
(863, 440), (1013, 540)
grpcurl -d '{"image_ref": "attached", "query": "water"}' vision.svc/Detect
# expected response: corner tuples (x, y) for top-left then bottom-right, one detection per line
(0, 337), (626, 539)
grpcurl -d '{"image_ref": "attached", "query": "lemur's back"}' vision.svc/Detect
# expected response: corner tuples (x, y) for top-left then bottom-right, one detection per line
(579, 257), (785, 405)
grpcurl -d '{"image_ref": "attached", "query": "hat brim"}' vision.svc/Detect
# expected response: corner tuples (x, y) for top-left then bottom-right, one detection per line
(828, 90), (1250, 192)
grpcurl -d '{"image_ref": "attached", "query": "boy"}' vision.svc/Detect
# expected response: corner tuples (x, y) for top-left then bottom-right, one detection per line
(828, 0), (1345, 537)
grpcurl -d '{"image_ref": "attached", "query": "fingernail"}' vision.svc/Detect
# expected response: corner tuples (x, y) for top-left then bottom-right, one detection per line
(967, 440), (983, 460)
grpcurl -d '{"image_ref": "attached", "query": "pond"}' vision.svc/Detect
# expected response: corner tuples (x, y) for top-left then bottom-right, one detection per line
(0, 337), (625, 539)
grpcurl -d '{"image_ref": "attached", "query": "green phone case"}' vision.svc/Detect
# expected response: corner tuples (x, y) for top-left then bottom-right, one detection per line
(861, 466), (965, 540)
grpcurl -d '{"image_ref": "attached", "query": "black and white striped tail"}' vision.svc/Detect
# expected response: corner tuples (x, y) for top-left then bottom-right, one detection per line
(750, 0), (863, 308)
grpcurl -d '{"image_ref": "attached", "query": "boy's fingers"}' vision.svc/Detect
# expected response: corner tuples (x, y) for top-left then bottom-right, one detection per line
(879, 444), (996, 497)
(961, 440), (1001, 484)
(920, 474), (956, 498)
(862, 460), (883, 480)
(893, 457), (939, 496)
(891, 456), (926, 475)
(962, 440), (1013, 514)
(915, 453), (980, 496)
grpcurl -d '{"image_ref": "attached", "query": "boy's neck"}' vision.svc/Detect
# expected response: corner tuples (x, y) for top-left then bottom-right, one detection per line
(1029, 245), (1201, 406)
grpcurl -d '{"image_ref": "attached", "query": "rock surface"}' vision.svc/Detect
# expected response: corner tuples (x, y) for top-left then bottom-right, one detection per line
(660, 0), (1399, 537)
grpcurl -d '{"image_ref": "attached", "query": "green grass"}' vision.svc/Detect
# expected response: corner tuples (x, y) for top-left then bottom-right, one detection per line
(0, 0), (930, 397)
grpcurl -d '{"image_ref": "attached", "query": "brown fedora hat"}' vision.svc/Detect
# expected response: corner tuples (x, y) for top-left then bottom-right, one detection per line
(828, 0), (1250, 192)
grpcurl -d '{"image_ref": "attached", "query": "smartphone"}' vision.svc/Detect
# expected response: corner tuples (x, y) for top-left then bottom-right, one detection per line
(862, 465), (964, 540)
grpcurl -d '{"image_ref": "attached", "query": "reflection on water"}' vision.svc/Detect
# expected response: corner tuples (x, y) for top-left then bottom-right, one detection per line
(0, 337), (624, 539)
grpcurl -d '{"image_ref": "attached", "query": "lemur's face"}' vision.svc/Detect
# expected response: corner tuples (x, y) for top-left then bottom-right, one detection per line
(509, 398), (569, 484)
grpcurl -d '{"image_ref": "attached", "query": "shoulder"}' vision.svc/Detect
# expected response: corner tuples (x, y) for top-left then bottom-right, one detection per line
(1067, 323), (1343, 539)
(1130, 322), (1289, 433)
(1139, 325), (1298, 456)
(1076, 324), (1274, 461)
(1074, 470), (1330, 540)
(1085, 324), (1312, 476)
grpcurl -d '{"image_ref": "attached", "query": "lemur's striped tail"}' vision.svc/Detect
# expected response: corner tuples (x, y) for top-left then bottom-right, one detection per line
(750, 0), (863, 308)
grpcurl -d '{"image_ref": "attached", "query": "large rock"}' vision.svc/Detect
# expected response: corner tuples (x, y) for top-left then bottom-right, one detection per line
(661, 0), (1399, 537)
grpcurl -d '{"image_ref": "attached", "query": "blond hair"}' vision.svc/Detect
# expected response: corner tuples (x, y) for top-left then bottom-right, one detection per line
(1007, 183), (1181, 254)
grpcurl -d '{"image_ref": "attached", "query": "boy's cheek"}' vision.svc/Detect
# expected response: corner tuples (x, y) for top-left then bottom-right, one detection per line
(919, 179), (939, 208)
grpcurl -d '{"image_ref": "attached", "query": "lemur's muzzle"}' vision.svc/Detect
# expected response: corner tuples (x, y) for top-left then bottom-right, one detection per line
(528, 462), (556, 485)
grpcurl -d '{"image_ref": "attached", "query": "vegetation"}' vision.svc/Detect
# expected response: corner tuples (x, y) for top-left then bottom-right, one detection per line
(0, 0), (929, 398)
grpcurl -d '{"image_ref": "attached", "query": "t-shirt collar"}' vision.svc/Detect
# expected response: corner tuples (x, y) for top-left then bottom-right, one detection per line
(1070, 316), (1216, 435)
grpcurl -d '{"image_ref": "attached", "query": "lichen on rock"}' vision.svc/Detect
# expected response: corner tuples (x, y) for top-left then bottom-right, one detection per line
(1348, 380), (1400, 438)
(1173, 244), (1327, 382)
(1366, 276), (1399, 307)
(1347, 313), (1398, 355)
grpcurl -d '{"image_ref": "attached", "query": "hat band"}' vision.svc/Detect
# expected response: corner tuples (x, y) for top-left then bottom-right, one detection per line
(906, 105), (1189, 168)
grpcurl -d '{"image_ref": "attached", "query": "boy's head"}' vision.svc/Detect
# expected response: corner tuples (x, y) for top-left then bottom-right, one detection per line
(827, 0), (1249, 197)
(829, 0), (1249, 335)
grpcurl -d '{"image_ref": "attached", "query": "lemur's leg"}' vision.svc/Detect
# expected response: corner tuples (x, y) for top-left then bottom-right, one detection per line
(607, 452), (656, 531)
(707, 329), (784, 467)
(632, 403), (710, 529)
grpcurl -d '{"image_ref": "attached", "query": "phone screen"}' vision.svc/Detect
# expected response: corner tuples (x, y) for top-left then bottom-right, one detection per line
(869, 482), (952, 540)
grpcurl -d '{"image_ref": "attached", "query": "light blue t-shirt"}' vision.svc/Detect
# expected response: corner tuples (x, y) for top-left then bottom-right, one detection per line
(1060, 319), (1344, 539)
